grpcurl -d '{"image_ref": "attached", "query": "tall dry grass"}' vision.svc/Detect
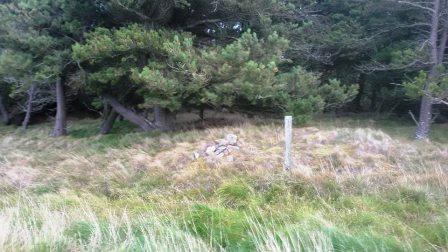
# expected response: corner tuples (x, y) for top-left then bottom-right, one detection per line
(0, 116), (447, 251)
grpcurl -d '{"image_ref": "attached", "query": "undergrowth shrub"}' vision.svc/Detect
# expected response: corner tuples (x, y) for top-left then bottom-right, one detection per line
(263, 183), (288, 204)
(64, 221), (98, 243)
(325, 228), (405, 252)
(395, 187), (428, 204)
(217, 179), (254, 209)
(320, 179), (343, 202)
(416, 216), (448, 248)
(249, 217), (407, 252)
(185, 204), (251, 250)
(289, 179), (316, 198)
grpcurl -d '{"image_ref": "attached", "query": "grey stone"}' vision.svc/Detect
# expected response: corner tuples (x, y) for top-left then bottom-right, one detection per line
(215, 145), (227, 155)
(206, 146), (216, 156)
(216, 139), (228, 146)
(227, 145), (240, 152)
(226, 134), (238, 145)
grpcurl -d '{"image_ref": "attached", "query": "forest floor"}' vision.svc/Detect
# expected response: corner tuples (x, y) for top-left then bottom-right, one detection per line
(0, 113), (447, 251)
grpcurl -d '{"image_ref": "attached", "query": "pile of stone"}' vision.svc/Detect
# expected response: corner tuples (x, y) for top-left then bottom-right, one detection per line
(193, 134), (240, 162)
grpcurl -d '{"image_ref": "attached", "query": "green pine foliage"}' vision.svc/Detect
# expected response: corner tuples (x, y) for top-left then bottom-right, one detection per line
(277, 67), (358, 124)
(73, 24), (198, 111)
(404, 69), (448, 102)
(1, 0), (445, 132)
(73, 25), (356, 122)
(0, 0), (96, 122)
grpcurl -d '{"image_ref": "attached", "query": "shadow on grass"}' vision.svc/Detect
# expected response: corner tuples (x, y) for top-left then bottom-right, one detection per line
(67, 118), (205, 153)
(66, 113), (448, 146)
(313, 114), (448, 143)
(69, 120), (139, 139)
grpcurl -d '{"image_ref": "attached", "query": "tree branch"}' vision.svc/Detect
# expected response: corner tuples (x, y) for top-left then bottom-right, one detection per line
(408, 110), (419, 126)
(397, 0), (436, 13)
(184, 19), (223, 29)
(438, 23), (448, 63)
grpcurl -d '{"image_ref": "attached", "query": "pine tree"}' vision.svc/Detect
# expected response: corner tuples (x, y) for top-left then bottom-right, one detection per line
(0, 0), (97, 135)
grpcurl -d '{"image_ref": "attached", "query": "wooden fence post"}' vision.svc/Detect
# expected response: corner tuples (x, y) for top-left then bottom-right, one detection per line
(284, 116), (292, 170)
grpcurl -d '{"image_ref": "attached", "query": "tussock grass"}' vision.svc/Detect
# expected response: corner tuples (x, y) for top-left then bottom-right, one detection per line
(0, 197), (214, 251)
(0, 115), (447, 251)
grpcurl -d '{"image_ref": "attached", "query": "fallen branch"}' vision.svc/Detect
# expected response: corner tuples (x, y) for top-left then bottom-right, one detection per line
(408, 110), (419, 126)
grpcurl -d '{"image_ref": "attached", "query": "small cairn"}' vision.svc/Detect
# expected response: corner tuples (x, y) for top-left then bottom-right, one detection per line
(193, 134), (239, 162)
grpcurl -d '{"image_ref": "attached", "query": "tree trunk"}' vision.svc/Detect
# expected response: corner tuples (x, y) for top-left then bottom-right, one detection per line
(416, 64), (438, 139)
(100, 101), (111, 128)
(438, 0), (448, 62)
(103, 95), (155, 132)
(370, 87), (378, 112)
(52, 77), (67, 137)
(415, 0), (440, 139)
(100, 109), (118, 134)
(438, 26), (447, 63)
(154, 105), (175, 131)
(199, 107), (205, 120)
(0, 94), (10, 125)
(416, 94), (433, 139)
(22, 83), (36, 130)
(102, 100), (111, 119)
(353, 73), (366, 112)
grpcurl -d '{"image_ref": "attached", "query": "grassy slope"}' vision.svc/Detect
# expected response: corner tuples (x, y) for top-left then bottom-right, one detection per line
(0, 115), (447, 251)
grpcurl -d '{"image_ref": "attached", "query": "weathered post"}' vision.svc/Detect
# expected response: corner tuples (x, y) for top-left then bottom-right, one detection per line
(284, 116), (292, 170)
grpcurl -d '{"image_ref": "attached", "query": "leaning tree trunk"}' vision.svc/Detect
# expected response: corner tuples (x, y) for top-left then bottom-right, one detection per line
(415, 0), (440, 139)
(22, 83), (36, 130)
(154, 105), (175, 131)
(103, 95), (155, 132)
(415, 94), (433, 139)
(0, 94), (10, 125)
(100, 109), (118, 134)
(52, 77), (67, 137)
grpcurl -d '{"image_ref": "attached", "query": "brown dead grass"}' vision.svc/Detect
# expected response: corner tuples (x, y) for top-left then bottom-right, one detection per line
(0, 116), (447, 199)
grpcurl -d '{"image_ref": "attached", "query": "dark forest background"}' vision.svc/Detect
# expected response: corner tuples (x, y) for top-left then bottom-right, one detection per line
(0, 0), (447, 139)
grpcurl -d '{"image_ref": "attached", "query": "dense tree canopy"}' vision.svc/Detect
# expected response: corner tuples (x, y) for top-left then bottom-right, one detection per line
(0, 0), (446, 138)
